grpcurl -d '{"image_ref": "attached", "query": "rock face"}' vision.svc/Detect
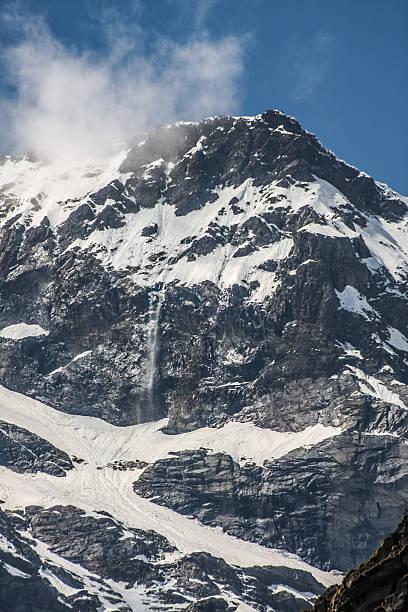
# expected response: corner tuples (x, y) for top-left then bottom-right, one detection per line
(308, 512), (408, 612)
(0, 420), (73, 476)
(1, 111), (407, 430)
(133, 432), (408, 570)
(0, 506), (78, 611)
(0, 109), (407, 610)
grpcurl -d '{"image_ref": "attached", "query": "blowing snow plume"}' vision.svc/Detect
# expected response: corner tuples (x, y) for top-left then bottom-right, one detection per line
(0, 7), (245, 158)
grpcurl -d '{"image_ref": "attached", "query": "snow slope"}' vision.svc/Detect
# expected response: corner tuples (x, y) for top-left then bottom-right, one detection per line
(0, 149), (128, 229)
(0, 385), (341, 467)
(0, 384), (340, 587)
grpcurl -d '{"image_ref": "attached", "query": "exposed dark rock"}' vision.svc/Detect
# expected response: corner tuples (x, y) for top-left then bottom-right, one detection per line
(307, 512), (408, 612)
(0, 503), (322, 611)
(24, 504), (174, 584)
(92, 204), (125, 230)
(134, 432), (408, 571)
(1, 112), (407, 430)
(58, 203), (95, 249)
(89, 179), (125, 206)
(184, 597), (230, 611)
(0, 420), (73, 476)
(0, 507), (80, 611)
(105, 459), (148, 470)
(141, 222), (159, 236)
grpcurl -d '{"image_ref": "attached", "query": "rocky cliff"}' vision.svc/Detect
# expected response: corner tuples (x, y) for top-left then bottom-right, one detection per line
(0, 109), (407, 610)
(307, 512), (408, 612)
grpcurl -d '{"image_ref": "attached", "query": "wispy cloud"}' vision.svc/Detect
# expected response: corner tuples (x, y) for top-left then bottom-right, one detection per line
(287, 31), (334, 101)
(0, 3), (245, 158)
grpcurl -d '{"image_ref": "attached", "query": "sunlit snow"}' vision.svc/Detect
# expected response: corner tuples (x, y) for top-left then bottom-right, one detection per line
(0, 323), (49, 339)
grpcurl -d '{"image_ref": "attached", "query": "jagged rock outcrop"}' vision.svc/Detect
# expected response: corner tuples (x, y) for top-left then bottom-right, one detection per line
(0, 420), (73, 476)
(0, 506), (85, 611)
(307, 512), (408, 611)
(0, 111), (407, 429)
(24, 504), (175, 583)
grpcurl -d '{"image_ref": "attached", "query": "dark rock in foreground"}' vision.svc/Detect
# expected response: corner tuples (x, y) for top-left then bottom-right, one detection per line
(307, 512), (408, 612)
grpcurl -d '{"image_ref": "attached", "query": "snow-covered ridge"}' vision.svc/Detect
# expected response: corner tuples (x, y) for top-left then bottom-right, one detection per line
(1, 113), (407, 299)
(0, 148), (128, 229)
(75, 171), (408, 293)
(68, 177), (296, 296)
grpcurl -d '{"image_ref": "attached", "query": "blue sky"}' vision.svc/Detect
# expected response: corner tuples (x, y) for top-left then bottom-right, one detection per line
(0, 0), (407, 193)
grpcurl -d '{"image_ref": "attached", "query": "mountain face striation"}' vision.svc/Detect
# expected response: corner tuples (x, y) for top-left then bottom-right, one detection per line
(0, 109), (407, 610)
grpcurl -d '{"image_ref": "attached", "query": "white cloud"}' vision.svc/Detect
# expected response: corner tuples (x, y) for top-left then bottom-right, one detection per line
(288, 31), (333, 101)
(0, 6), (245, 158)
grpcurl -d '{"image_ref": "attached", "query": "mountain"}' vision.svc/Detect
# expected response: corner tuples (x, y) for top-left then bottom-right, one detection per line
(0, 109), (407, 611)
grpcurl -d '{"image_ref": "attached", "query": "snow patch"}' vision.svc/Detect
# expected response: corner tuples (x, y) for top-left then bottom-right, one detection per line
(0, 465), (339, 587)
(387, 327), (408, 353)
(0, 385), (340, 587)
(2, 561), (30, 578)
(31, 536), (149, 610)
(335, 286), (378, 320)
(72, 350), (92, 362)
(39, 567), (81, 597)
(68, 179), (293, 295)
(348, 366), (407, 410)
(0, 323), (49, 340)
(336, 341), (363, 360)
